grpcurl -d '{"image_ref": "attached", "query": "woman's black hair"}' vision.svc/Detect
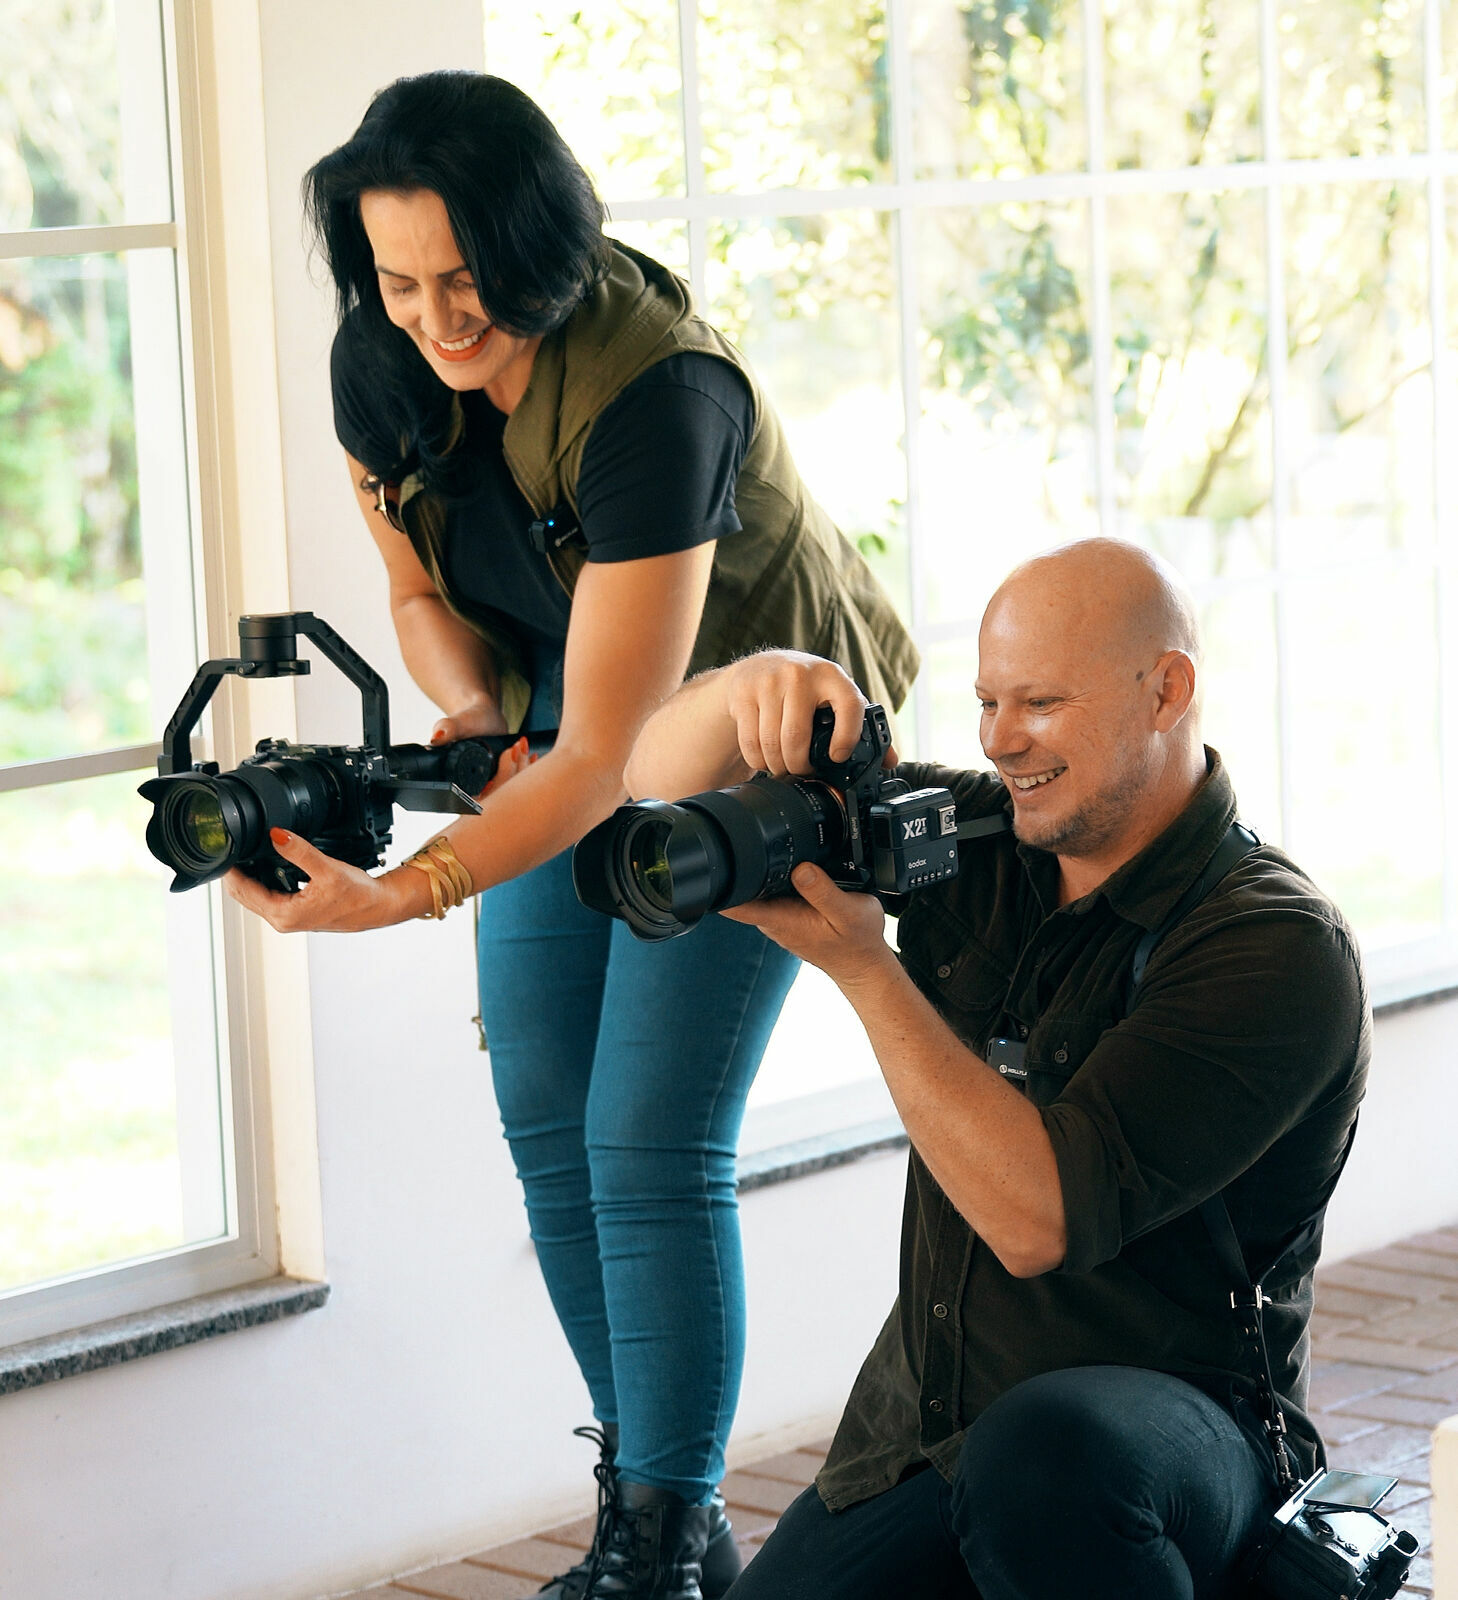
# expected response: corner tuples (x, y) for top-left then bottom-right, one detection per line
(303, 72), (611, 485)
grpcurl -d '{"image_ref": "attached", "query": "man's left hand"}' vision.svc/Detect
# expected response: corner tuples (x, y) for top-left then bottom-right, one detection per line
(722, 863), (898, 992)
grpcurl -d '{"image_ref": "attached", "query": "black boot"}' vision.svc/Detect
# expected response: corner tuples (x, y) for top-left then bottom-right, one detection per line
(527, 1430), (740, 1600)
(529, 1425), (618, 1600)
(583, 1478), (710, 1600)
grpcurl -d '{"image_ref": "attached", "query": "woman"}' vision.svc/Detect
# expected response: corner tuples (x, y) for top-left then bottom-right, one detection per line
(234, 71), (917, 1600)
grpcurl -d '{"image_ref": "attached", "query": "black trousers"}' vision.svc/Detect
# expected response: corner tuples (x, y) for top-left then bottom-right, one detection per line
(727, 1367), (1275, 1600)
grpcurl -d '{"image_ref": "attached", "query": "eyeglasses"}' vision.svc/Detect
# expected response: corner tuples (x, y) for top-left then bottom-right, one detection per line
(359, 471), (407, 534)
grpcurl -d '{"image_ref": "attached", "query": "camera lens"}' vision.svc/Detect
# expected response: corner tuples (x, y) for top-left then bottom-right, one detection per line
(625, 817), (676, 913)
(178, 790), (230, 866)
(573, 777), (845, 941)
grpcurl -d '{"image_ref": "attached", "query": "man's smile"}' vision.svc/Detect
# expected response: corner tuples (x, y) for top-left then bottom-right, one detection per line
(1006, 766), (1067, 791)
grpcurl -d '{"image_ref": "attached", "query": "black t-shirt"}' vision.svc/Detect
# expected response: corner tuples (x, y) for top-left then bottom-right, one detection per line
(331, 320), (752, 662)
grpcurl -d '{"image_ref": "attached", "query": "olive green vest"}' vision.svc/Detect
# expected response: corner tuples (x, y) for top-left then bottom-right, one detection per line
(401, 243), (919, 733)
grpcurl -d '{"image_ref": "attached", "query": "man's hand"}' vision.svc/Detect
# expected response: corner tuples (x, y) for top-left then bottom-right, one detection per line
(722, 863), (899, 992)
(723, 652), (877, 775)
(224, 828), (416, 933)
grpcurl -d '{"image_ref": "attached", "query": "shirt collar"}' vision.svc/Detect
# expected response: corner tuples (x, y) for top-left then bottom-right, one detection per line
(1015, 747), (1239, 932)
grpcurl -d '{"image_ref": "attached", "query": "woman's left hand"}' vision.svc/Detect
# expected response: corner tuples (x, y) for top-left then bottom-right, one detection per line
(224, 828), (415, 933)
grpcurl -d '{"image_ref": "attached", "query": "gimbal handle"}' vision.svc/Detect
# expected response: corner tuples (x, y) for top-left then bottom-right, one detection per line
(156, 612), (390, 775)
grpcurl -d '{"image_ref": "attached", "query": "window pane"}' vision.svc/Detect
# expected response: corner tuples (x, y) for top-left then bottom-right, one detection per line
(1445, 5), (1458, 150)
(908, 0), (1087, 180)
(607, 219), (691, 280)
(482, 2), (685, 201)
(704, 209), (910, 617)
(0, 249), (192, 764)
(1283, 182), (1432, 568)
(917, 201), (1096, 628)
(0, 771), (229, 1295)
(1283, 569), (1443, 947)
(1277, 0), (1426, 159)
(1105, 0), (1262, 169)
(1197, 586), (1281, 839)
(921, 635), (983, 769)
(697, 0), (890, 192)
(1108, 189), (1273, 579)
(0, 0), (171, 230)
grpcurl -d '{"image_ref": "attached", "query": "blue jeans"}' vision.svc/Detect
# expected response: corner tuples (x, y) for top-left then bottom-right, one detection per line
(477, 849), (799, 1503)
(728, 1367), (1274, 1600)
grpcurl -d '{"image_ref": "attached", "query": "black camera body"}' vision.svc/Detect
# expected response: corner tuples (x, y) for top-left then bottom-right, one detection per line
(139, 612), (526, 894)
(573, 703), (960, 941)
(1245, 1469), (1420, 1600)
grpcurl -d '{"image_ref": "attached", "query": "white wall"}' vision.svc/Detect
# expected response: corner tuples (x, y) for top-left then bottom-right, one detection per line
(0, 5), (1454, 1598)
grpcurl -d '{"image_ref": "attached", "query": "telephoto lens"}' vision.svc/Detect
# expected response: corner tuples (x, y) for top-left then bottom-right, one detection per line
(573, 775), (849, 942)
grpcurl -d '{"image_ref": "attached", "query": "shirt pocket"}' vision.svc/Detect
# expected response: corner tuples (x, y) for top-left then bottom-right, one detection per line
(1023, 1014), (1115, 1108)
(898, 903), (1011, 1041)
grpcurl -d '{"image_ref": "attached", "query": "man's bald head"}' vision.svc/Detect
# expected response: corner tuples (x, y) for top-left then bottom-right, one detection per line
(983, 538), (1200, 675)
(975, 538), (1208, 886)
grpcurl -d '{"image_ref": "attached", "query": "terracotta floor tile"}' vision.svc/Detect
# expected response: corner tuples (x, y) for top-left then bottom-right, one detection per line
(1332, 1389), (1458, 1429)
(1308, 1361), (1420, 1409)
(720, 1469), (807, 1515)
(465, 1536), (578, 1581)
(1310, 1334), (1458, 1374)
(738, 1448), (826, 1486)
(393, 1562), (533, 1600)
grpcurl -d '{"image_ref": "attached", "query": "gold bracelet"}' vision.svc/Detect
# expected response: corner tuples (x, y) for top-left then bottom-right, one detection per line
(402, 835), (474, 920)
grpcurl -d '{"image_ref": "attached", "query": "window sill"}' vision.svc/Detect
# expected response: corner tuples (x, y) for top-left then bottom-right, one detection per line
(0, 1276), (329, 1395)
(736, 979), (1458, 1196)
(738, 1116), (908, 1193)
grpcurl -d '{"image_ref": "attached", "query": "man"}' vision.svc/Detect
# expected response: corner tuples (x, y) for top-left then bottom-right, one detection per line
(622, 538), (1369, 1600)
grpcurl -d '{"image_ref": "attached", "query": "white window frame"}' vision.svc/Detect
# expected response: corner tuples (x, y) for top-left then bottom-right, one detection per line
(549, 0), (1458, 1151)
(593, 0), (1456, 1013)
(0, 0), (321, 1348)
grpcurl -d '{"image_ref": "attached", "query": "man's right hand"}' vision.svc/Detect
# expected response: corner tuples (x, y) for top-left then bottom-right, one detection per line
(723, 651), (876, 775)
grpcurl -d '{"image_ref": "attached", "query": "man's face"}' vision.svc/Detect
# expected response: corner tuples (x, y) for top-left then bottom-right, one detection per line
(975, 598), (1158, 860)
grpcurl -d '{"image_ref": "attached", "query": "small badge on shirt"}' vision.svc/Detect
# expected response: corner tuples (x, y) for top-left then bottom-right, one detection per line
(987, 1037), (1028, 1081)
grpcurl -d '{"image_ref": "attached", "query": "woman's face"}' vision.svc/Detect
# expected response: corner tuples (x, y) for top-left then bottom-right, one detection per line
(358, 187), (540, 408)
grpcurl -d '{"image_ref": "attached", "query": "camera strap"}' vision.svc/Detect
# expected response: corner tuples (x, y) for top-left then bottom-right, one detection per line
(1125, 821), (1301, 1493)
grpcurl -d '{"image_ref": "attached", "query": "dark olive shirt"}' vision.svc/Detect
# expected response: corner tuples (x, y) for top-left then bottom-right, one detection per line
(817, 750), (1370, 1512)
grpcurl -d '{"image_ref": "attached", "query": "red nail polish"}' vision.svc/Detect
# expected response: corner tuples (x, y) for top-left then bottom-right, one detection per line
(270, 827), (292, 846)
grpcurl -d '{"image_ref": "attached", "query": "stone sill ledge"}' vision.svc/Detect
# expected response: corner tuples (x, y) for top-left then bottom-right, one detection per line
(0, 1277), (329, 1396)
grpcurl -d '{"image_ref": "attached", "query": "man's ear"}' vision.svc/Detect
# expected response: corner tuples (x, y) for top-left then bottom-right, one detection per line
(1150, 650), (1197, 730)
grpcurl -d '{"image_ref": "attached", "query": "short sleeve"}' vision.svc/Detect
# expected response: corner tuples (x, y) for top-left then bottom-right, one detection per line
(576, 353), (753, 563)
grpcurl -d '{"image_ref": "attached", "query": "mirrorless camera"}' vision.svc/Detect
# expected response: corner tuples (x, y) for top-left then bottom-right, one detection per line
(139, 611), (532, 894)
(1245, 1468), (1420, 1599)
(572, 703), (960, 941)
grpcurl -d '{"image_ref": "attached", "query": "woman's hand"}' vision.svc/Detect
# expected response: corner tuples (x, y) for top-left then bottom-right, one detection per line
(429, 701), (510, 746)
(224, 830), (417, 933)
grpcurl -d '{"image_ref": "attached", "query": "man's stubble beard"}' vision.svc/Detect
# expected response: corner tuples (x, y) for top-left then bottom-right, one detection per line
(1011, 748), (1156, 860)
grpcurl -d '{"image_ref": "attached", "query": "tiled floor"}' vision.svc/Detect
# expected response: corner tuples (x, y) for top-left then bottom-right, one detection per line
(344, 1226), (1458, 1599)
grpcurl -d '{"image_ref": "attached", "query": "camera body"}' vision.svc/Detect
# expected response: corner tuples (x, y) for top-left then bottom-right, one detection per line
(1245, 1469), (1420, 1600)
(141, 733), (503, 894)
(573, 703), (960, 941)
(138, 612), (526, 894)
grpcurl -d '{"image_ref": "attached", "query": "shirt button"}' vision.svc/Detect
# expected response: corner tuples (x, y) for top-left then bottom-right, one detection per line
(1054, 1047), (1069, 1064)
(928, 1398), (944, 1413)
(1018, 1023), (1029, 1039)
(936, 963), (953, 980)
(932, 1303), (949, 1319)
